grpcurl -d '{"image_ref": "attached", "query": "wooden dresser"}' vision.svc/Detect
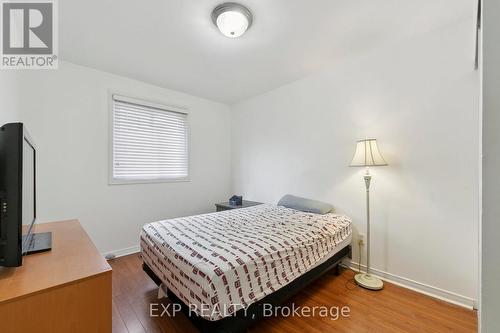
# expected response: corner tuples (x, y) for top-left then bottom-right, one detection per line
(0, 220), (112, 333)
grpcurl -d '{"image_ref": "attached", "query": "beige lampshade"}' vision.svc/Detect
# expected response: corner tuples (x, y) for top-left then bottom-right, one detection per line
(350, 139), (388, 167)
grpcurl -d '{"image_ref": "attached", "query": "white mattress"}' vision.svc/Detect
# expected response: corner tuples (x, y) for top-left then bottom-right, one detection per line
(140, 204), (352, 321)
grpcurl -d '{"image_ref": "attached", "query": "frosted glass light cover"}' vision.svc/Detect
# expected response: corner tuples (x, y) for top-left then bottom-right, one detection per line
(350, 139), (388, 167)
(216, 11), (249, 38)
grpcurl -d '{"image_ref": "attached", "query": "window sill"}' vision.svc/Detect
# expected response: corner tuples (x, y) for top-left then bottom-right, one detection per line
(108, 177), (190, 185)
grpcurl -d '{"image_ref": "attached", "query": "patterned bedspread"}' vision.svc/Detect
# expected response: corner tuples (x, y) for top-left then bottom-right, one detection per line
(140, 204), (352, 321)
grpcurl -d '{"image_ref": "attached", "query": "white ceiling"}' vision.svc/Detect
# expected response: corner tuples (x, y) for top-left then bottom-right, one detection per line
(60, 0), (474, 104)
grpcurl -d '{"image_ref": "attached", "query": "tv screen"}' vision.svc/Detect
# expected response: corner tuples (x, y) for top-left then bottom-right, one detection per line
(0, 122), (48, 267)
(21, 136), (36, 254)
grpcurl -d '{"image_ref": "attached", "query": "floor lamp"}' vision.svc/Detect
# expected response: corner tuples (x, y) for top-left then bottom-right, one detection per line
(350, 139), (388, 291)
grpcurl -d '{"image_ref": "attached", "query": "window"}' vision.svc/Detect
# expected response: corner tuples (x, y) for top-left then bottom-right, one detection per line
(110, 95), (189, 184)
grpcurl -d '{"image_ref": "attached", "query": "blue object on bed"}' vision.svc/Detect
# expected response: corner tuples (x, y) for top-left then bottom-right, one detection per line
(277, 194), (334, 214)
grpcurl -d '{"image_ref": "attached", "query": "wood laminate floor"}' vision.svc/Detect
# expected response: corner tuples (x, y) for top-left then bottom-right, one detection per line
(109, 254), (477, 333)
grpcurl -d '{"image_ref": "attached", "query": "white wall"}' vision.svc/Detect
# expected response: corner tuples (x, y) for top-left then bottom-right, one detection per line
(231, 16), (479, 305)
(481, 0), (500, 330)
(17, 61), (232, 254)
(0, 72), (21, 124)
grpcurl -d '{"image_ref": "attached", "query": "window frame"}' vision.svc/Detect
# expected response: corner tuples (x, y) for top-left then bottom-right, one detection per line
(108, 91), (190, 185)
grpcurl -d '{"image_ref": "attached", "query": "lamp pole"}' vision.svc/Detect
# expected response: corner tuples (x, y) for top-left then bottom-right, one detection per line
(354, 167), (383, 290)
(364, 168), (371, 276)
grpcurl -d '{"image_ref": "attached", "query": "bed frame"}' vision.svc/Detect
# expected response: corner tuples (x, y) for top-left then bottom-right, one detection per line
(142, 244), (351, 333)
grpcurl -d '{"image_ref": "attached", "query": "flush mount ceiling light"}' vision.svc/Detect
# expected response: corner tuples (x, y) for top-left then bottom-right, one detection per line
(212, 2), (253, 38)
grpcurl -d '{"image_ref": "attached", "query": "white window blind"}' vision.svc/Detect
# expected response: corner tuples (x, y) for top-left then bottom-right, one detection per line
(111, 95), (188, 183)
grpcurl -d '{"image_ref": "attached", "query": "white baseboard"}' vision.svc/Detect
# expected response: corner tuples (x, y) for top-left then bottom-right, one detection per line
(101, 245), (476, 310)
(102, 245), (140, 259)
(344, 261), (476, 310)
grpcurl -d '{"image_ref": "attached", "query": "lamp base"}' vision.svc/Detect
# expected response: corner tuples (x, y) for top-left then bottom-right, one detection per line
(354, 273), (384, 290)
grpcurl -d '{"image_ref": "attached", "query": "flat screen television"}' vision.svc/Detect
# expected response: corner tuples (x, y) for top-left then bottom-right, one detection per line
(0, 123), (51, 267)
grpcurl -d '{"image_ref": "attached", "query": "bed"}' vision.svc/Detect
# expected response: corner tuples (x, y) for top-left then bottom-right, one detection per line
(140, 204), (352, 332)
